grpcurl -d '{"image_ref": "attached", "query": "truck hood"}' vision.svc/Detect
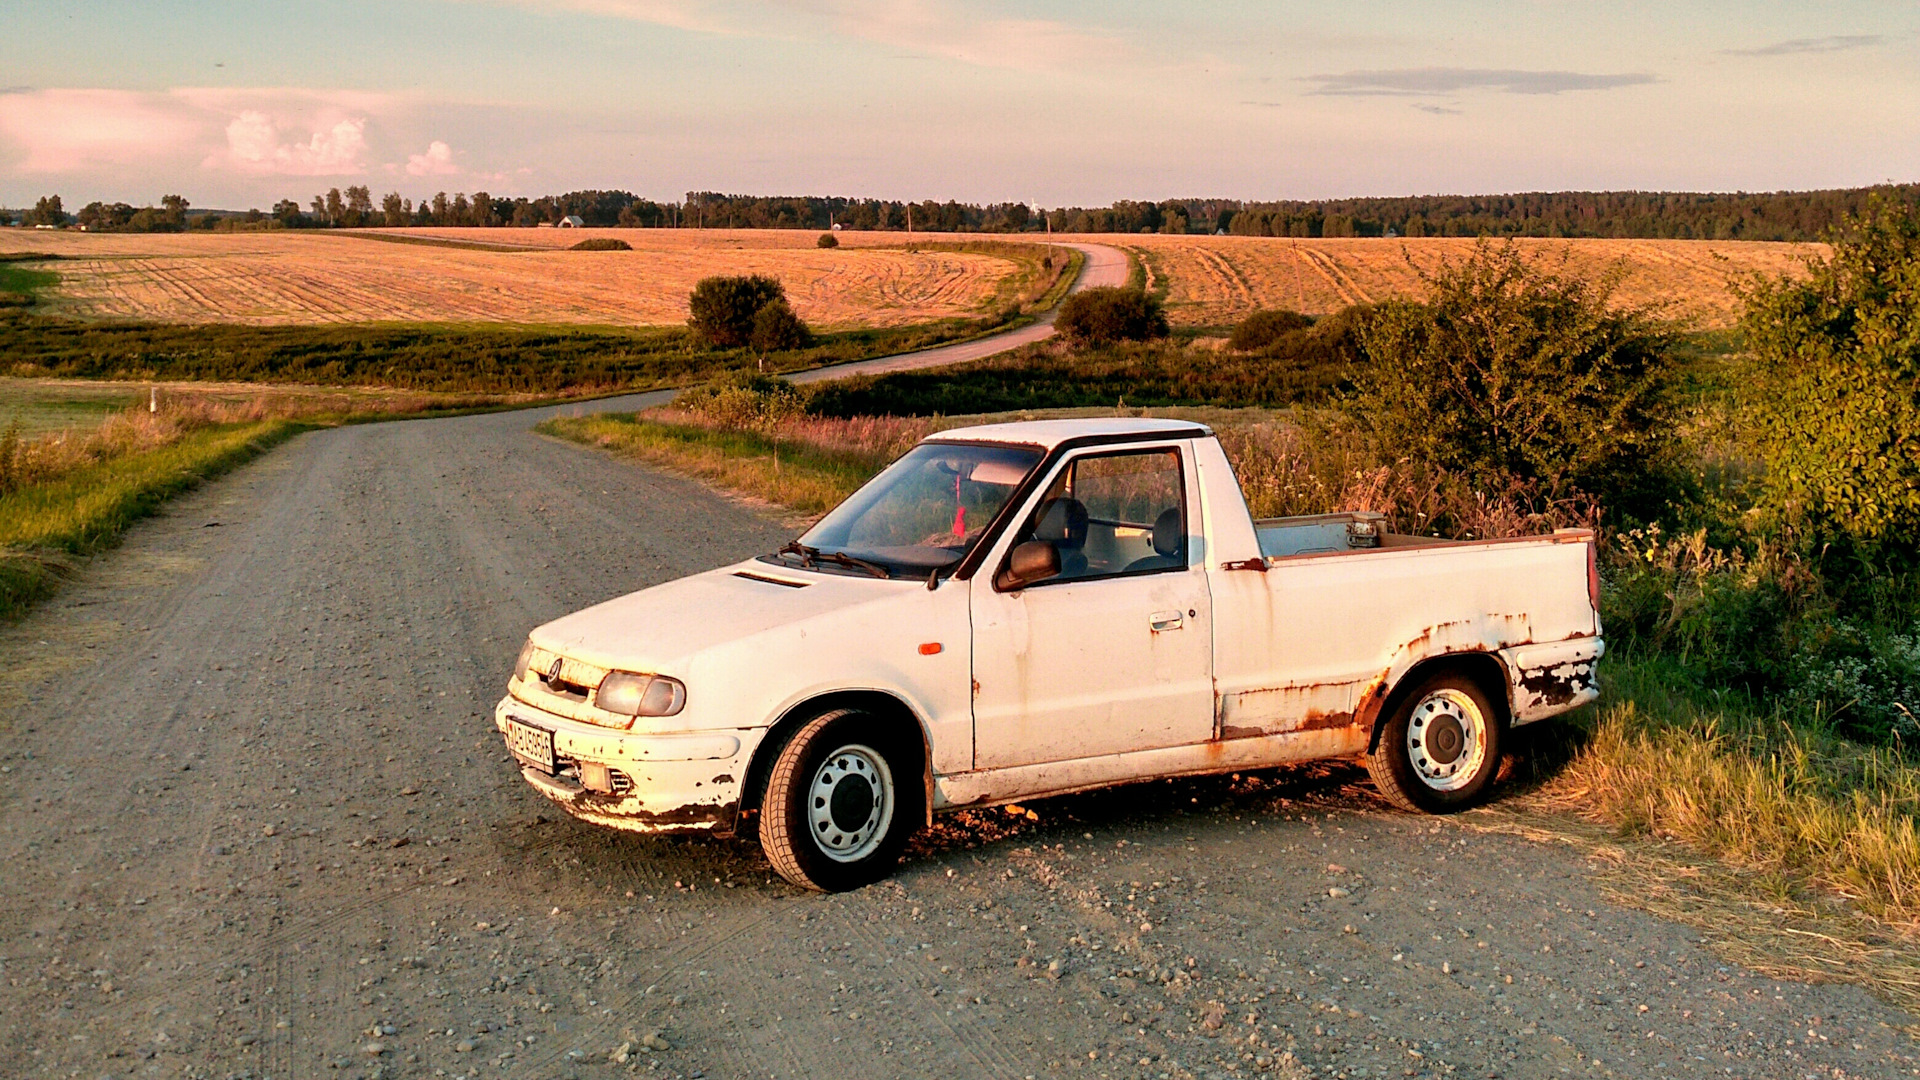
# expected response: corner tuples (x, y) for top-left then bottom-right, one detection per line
(529, 560), (909, 674)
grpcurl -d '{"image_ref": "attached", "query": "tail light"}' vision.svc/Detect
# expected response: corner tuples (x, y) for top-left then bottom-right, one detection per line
(1587, 540), (1602, 612)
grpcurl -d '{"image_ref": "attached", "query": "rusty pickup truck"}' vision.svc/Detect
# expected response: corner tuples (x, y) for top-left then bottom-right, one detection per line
(497, 418), (1603, 890)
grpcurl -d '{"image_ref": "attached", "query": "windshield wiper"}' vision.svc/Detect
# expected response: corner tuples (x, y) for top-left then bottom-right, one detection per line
(776, 541), (891, 579)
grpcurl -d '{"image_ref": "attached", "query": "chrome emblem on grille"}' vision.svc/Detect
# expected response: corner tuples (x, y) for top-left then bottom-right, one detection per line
(547, 657), (565, 684)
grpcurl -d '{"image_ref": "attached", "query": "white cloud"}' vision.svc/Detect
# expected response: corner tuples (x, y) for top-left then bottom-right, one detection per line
(220, 110), (370, 175)
(406, 140), (460, 176)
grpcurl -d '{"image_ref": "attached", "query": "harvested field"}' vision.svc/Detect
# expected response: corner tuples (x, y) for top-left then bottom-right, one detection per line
(13, 229), (1817, 331)
(1070, 234), (1822, 329)
(13, 228), (1018, 329)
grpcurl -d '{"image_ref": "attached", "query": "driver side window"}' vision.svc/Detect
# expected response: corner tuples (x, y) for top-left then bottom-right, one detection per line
(1013, 448), (1186, 583)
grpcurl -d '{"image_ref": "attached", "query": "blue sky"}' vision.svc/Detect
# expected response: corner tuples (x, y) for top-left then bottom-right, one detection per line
(1, 1), (1915, 209)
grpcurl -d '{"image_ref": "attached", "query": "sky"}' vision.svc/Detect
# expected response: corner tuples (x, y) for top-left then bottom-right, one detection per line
(1, 1), (1915, 210)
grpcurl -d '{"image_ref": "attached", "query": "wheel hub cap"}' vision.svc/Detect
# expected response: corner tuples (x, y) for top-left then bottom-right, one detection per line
(1406, 689), (1487, 792)
(807, 745), (894, 863)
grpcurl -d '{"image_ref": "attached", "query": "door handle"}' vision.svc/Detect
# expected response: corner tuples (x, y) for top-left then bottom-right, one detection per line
(1150, 610), (1184, 632)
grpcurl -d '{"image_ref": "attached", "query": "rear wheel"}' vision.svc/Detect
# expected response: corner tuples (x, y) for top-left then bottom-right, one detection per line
(759, 708), (923, 891)
(1367, 670), (1503, 813)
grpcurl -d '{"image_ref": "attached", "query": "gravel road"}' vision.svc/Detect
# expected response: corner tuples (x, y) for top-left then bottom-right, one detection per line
(2, 400), (1916, 1080)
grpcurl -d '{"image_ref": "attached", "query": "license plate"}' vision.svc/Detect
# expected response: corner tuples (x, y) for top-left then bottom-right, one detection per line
(505, 718), (556, 773)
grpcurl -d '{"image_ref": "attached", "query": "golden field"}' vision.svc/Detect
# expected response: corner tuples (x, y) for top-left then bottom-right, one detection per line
(10, 227), (1819, 331)
(9, 228), (1018, 329)
(1078, 233), (1822, 329)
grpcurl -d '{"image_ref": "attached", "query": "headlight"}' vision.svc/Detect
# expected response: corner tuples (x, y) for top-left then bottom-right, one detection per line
(595, 672), (687, 717)
(512, 639), (536, 681)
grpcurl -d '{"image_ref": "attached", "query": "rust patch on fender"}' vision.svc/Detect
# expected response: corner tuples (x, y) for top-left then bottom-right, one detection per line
(1518, 663), (1594, 708)
(1351, 676), (1390, 738)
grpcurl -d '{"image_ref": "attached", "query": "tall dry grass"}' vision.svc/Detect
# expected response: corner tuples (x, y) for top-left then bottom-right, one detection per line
(0, 388), (509, 497)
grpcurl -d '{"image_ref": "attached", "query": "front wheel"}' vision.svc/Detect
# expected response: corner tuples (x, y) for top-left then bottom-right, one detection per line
(1366, 670), (1504, 813)
(759, 708), (923, 891)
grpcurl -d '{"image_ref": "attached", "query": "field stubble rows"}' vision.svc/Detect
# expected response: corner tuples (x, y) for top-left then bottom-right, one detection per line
(17, 229), (1018, 329)
(12, 228), (1820, 331)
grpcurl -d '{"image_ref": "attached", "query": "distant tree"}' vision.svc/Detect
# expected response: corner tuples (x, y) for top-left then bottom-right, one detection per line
(381, 191), (406, 226)
(431, 192), (450, 225)
(688, 274), (789, 348)
(1056, 287), (1170, 346)
(1345, 242), (1679, 515)
(309, 195), (327, 223)
(27, 195), (64, 227)
(1742, 197), (1920, 570)
(273, 199), (303, 227)
(751, 298), (812, 354)
(1004, 203), (1031, 230)
(344, 186), (373, 227)
(160, 194), (189, 229)
(816, 232), (838, 248)
(325, 188), (346, 226)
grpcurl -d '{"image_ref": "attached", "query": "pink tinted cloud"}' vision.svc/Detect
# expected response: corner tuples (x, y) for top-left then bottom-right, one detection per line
(405, 140), (460, 176)
(220, 111), (371, 175)
(0, 87), (457, 182)
(0, 89), (200, 172)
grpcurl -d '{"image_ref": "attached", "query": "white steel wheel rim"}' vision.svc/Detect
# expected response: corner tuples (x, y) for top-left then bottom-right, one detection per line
(1405, 688), (1487, 792)
(807, 744), (895, 863)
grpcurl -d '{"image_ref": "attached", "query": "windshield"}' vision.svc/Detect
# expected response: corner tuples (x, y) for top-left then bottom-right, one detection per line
(790, 442), (1044, 573)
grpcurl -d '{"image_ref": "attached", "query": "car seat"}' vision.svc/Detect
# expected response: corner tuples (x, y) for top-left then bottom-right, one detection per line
(1124, 507), (1185, 572)
(1032, 497), (1089, 577)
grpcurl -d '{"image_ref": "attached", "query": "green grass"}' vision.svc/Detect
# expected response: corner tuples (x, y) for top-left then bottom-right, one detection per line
(0, 379), (145, 436)
(0, 419), (300, 616)
(0, 260), (57, 307)
(807, 338), (1349, 416)
(0, 311), (1016, 394)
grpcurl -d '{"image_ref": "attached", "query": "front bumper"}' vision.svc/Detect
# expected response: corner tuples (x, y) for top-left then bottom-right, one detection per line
(494, 696), (755, 835)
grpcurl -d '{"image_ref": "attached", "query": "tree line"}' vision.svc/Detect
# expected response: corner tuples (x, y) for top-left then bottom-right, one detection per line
(8, 184), (1916, 242)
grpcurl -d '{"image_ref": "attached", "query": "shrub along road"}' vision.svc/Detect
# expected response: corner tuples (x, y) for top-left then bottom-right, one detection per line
(0, 391), (1914, 1080)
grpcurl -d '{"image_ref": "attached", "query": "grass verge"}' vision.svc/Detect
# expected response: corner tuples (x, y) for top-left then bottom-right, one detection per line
(537, 411), (918, 519)
(0, 419), (298, 616)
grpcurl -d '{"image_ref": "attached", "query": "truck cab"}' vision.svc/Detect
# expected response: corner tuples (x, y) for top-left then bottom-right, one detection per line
(497, 418), (1603, 890)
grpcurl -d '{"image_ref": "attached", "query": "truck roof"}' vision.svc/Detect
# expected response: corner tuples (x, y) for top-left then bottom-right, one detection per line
(927, 417), (1212, 451)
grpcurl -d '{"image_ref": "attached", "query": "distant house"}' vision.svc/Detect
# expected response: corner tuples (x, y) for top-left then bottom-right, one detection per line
(558, 215), (585, 228)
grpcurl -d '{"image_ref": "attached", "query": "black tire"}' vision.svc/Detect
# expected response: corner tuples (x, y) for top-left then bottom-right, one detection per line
(1366, 669), (1504, 814)
(758, 708), (923, 892)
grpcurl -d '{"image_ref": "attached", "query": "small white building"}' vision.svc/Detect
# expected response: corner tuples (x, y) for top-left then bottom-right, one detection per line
(558, 215), (585, 228)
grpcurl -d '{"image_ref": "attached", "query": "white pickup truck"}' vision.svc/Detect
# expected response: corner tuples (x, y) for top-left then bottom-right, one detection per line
(498, 418), (1603, 890)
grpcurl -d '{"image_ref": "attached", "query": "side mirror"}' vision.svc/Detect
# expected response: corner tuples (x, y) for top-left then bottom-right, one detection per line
(997, 540), (1061, 591)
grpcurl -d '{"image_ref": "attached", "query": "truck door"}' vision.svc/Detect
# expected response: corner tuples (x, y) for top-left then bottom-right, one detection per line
(970, 443), (1215, 769)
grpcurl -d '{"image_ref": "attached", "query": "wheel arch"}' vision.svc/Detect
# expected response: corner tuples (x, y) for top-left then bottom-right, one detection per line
(1365, 651), (1512, 754)
(739, 689), (934, 825)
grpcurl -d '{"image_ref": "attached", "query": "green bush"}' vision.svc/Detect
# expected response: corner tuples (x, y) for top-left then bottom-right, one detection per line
(1346, 241), (1679, 519)
(675, 371), (807, 431)
(1228, 308), (1311, 352)
(1742, 197), (1920, 573)
(751, 298), (812, 352)
(1056, 287), (1168, 346)
(570, 237), (632, 251)
(816, 232), (839, 248)
(688, 274), (789, 348)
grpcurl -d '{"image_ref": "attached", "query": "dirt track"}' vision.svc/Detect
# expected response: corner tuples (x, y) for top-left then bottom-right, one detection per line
(1, 394), (1917, 1080)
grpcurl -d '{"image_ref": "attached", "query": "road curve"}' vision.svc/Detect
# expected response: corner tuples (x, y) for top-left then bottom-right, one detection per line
(787, 241), (1128, 385)
(0, 390), (1911, 1079)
